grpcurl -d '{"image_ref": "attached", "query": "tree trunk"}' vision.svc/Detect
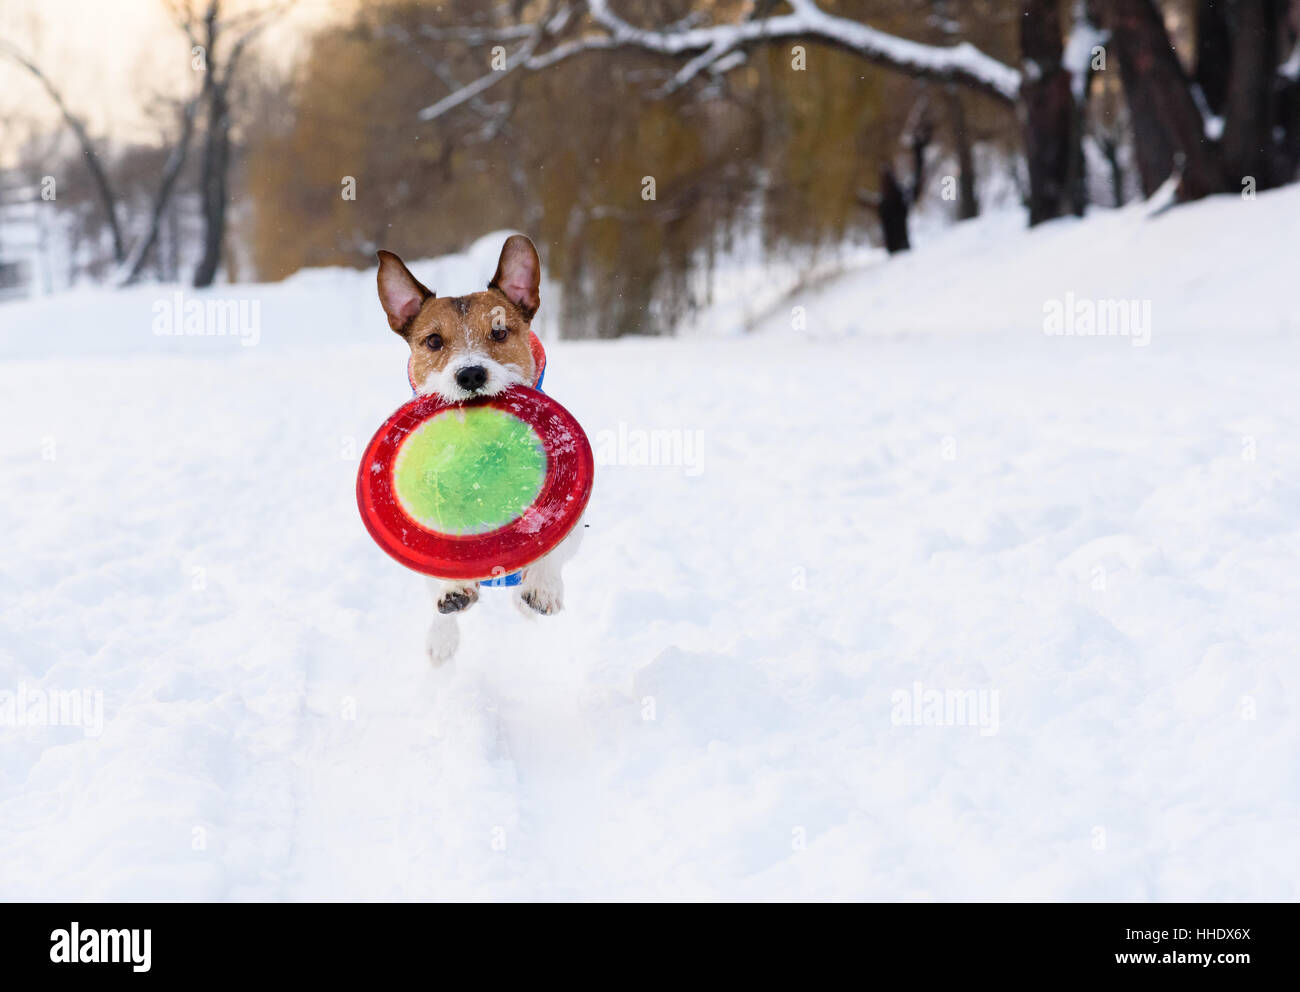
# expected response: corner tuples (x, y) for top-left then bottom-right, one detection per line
(1280, 68), (1300, 182)
(1220, 0), (1281, 189)
(1104, 0), (1224, 199)
(194, 82), (231, 288)
(906, 112), (933, 205)
(1278, 0), (1300, 178)
(1020, 0), (1077, 224)
(1068, 0), (1108, 217)
(877, 168), (911, 253)
(1195, 0), (1232, 118)
(118, 98), (200, 286)
(945, 88), (980, 219)
(1100, 135), (1128, 205)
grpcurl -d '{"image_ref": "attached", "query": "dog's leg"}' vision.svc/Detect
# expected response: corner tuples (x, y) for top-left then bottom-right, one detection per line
(425, 613), (459, 664)
(425, 578), (472, 664)
(517, 520), (584, 616)
(432, 578), (479, 614)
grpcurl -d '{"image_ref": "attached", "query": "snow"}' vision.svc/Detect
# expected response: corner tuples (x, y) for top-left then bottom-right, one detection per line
(1, 189), (1299, 900)
(1063, 14), (1107, 102)
(756, 188), (1300, 340)
(1282, 39), (1300, 82)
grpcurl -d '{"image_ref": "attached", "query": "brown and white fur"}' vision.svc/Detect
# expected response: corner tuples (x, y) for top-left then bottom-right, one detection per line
(376, 234), (582, 662)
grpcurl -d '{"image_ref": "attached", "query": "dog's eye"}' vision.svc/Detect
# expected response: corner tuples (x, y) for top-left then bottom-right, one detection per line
(424, 333), (443, 351)
(489, 326), (508, 343)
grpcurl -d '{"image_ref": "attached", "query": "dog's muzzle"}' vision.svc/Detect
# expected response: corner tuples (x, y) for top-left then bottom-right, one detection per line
(455, 365), (489, 392)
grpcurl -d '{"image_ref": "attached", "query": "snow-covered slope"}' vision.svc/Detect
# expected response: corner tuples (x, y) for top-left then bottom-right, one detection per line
(753, 185), (1300, 339)
(1, 194), (1297, 900)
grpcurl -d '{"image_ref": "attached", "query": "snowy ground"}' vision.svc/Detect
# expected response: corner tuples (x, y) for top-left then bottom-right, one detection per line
(1, 193), (1298, 901)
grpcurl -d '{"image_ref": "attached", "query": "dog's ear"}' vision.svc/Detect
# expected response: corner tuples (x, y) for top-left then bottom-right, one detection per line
(377, 250), (433, 335)
(488, 234), (540, 320)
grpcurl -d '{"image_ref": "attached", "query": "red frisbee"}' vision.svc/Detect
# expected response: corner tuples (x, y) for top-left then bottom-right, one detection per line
(357, 385), (592, 580)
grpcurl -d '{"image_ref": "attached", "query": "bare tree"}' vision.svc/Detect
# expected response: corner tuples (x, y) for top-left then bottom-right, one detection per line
(930, 0), (982, 221)
(1, 38), (202, 283)
(1100, 0), (1300, 199)
(415, 0), (1300, 223)
(1020, 0), (1077, 223)
(0, 40), (126, 264)
(407, 0), (1115, 231)
(1194, 0), (1232, 119)
(1103, 0), (1224, 199)
(943, 87), (980, 220)
(117, 97), (201, 285)
(1219, 0), (1281, 187)
(857, 97), (935, 254)
(172, 0), (288, 288)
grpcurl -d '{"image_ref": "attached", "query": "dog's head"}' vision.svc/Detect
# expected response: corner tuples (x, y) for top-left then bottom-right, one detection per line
(377, 235), (540, 402)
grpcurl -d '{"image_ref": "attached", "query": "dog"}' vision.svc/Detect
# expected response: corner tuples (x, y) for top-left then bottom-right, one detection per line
(376, 234), (582, 662)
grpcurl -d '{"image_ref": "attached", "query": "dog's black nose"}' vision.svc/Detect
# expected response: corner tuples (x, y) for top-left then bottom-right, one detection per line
(455, 365), (488, 392)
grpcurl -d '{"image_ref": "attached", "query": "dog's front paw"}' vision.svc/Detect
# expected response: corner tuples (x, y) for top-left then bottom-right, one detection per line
(518, 584), (563, 616)
(437, 584), (479, 614)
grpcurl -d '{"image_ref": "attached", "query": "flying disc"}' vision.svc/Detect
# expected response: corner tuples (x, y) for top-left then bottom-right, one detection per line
(357, 385), (592, 581)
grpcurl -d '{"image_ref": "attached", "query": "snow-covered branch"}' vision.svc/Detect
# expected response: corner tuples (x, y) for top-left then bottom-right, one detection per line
(416, 0), (1022, 123)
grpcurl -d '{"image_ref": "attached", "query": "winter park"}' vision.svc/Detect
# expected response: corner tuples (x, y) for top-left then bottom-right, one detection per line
(1, 0), (1298, 922)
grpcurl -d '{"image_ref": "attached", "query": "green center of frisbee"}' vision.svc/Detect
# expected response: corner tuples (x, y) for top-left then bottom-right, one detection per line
(392, 407), (547, 535)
